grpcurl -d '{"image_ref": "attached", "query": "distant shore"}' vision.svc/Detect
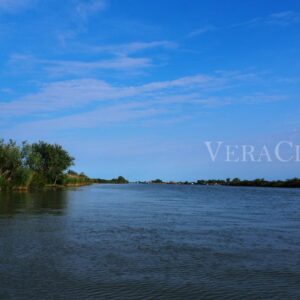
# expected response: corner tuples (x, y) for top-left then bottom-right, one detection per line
(4, 177), (300, 192)
(138, 178), (300, 189)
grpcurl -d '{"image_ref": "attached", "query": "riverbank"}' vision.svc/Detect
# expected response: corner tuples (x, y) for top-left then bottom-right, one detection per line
(4, 181), (93, 192)
(1, 175), (130, 192)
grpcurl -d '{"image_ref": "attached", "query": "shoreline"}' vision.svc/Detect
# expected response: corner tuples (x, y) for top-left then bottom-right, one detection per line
(5, 182), (93, 192)
(7, 182), (300, 193)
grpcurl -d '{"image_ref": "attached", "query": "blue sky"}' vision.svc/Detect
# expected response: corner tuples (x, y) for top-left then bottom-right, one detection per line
(1, 0), (300, 181)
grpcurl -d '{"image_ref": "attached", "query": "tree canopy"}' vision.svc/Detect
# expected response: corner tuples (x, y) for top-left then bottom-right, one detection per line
(0, 140), (74, 190)
(28, 141), (74, 185)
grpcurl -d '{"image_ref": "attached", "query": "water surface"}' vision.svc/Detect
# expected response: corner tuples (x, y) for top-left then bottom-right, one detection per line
(0, 184), (299, 299)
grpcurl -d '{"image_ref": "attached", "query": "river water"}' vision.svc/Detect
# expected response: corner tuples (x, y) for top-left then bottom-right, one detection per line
(0, 184), (299, 299)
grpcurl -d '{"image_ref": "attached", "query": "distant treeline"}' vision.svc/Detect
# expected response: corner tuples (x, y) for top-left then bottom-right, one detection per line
(140, 178), (300, 188)
(0, 139), (128, 191)
(195, 178), (300, 188)
(92, 176), (129, 184)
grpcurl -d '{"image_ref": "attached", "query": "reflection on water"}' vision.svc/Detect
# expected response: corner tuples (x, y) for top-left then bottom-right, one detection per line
(0, 190), (67, 216)
(0, 184), (300, 300)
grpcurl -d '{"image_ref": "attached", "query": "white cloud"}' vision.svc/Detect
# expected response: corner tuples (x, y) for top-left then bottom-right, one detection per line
(0, 71), (261, 118)
(0, 70), (288, 141)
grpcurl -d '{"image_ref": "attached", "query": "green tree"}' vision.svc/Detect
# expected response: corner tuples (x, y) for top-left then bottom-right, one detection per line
(115, 176), (129, 184)
(28, 141), (74, 185)
(151, 179), (163, 184)
(0, 139), (26, 189)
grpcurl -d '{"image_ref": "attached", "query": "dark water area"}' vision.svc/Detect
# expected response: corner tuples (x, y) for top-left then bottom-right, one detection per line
(0, 184), (299, 299)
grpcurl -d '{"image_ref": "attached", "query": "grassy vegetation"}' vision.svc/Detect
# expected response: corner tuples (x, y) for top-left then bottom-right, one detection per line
(63, 171), (92, 187)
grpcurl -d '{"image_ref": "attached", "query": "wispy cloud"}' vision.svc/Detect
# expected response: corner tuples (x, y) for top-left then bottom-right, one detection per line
(10, 102), (163, 132)
(189, 11), (300, 38)
(83, 40), (177, 55)
(0, 70), (263, 118)
(9, 40), (177, 76)
(0, 68), (289, 142)
(0, 0), (34, 13)
(9, 53), (152, 76)
(76, 0), (108, 18)
(266, 11), (300, 26)
(232, 11), (300, 29)
(44, 56), (151, 75)
(188, 25), (218, 38)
